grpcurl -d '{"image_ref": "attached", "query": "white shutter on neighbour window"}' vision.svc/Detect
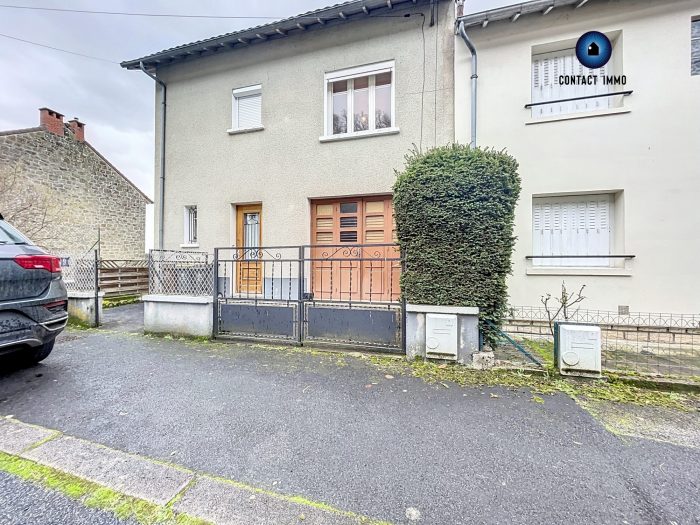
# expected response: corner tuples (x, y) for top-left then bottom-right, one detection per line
(532, 194), (612, 267)
(236, 93), (262, 129)
(531, 48), (612, 119)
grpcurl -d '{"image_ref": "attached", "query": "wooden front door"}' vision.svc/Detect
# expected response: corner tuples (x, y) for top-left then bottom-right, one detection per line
(236, 204), (262, 294)
(310, 196), (399, 302)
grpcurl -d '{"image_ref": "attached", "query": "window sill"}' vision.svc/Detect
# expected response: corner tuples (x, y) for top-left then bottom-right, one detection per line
(525, 106), (630, 125)
(180, 243), (200, 249)
(319, 127), (399, 143)
(227, 126), (264, 135)
(526, 267), (632, 277)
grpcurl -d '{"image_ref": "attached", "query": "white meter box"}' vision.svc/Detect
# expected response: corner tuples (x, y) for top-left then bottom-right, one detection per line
(425, 313), (458, 360)
(557, 324), (602, 376)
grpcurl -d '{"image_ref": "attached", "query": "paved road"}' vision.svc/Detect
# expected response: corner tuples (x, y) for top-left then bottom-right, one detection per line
(0, 471), (133, 525)
(0, 316), (698, 524)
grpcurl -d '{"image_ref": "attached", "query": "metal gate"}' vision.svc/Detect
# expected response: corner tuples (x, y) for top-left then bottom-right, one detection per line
(213, 244), (403, 351)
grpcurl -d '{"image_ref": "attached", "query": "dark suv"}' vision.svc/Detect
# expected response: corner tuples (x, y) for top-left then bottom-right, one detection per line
(0, 214), (67, 365)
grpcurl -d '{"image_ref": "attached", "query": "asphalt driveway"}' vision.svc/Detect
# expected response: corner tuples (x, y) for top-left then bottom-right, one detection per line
(0, 317), (698, 524)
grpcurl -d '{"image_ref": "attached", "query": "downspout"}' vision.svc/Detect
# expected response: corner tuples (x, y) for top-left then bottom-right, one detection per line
(139, 61), (167, 250)
(457, 20), (477, 147)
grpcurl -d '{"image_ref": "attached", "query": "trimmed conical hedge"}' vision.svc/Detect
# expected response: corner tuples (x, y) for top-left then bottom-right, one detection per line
(393, 144), (521, 346)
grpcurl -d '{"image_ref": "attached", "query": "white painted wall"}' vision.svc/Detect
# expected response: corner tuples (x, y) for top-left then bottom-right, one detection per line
(455, 0), (700, 314)
(153, 1), (455, 252)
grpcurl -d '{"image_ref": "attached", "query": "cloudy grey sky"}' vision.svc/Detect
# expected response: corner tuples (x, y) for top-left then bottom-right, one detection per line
(0, 0), (512, 245)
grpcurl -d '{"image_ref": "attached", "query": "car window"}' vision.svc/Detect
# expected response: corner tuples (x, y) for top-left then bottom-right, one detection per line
(0, 220), (31, 245)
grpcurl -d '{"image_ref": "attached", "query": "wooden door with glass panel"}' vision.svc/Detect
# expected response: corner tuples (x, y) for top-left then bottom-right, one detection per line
(310, 196), (398, 302)
(236, 204), (262, 294)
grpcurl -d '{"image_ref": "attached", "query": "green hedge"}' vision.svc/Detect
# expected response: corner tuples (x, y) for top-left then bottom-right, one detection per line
(393, 144), (521, 345)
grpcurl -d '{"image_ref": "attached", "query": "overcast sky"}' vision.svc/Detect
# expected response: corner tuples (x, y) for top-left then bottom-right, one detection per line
(0, 0), (512, 246)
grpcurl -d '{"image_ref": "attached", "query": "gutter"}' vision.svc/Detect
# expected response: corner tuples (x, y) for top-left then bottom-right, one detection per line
(457, 20), (477, 147)
(139, 61), (167, 250)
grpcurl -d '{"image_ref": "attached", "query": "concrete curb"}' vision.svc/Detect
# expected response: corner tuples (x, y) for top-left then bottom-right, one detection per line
(0, 416), (384, 525)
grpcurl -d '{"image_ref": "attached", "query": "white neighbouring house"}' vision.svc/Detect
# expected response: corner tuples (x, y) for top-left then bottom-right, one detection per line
(455, 0), (700, 315)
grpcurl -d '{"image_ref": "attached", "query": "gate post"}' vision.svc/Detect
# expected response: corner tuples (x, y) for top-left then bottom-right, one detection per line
(297, 246), (304, 345)
(93, 249), (100, 327)
(212, 248), (219, 339)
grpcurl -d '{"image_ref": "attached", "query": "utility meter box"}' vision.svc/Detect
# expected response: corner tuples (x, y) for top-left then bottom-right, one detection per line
(425, 313), (458, 360)
(557, 324), (602, 376)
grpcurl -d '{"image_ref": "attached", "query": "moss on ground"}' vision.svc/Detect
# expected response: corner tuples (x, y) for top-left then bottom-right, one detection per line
(103, 296), (141, 309)
(363, 355), (700, 411)
(0, 452), (210, 525)
(66, 316), (93, 330)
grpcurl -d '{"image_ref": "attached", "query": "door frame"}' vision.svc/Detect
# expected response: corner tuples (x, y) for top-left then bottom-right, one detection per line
(235, 203), (263, 294)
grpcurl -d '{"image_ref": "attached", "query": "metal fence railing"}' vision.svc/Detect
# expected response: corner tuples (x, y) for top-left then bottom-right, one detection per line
(148, 249), (213, 296)
(505, 306), (700, 379)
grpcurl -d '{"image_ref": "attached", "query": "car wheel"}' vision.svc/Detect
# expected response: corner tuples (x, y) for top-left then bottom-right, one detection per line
(21, 339), (55, 365)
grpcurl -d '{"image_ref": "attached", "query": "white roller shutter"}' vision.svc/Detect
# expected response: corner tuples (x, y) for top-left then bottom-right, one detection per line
(532, 194), (612, 267)
(236, 93), (262, 129)
(531, 48), (612, 119)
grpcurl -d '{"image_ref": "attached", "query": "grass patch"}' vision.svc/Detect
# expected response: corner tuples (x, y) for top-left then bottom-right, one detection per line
(0, 452), (210, 525)
(521, 339), (555, 368)
(364, 355), (700, 411)
(67, 316), (93, 330)
(103, 295), (141, 309)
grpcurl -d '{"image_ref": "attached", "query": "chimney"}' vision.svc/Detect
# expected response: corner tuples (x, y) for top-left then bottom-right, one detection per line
(68, 117), (86, 142)
(39, 107), (64, 136)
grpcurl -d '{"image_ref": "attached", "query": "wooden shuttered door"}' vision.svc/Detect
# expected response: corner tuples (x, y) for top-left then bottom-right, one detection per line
(310, 196), (399, 302)
(532, 194), (612, 267)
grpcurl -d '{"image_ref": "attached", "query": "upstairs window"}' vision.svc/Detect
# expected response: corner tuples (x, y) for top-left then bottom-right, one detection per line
(184, 205), (198, 245)
(530, 33), (624, 119)
(324, 61), (396, 139)
(231, 84), (262, 131)
(693, 18), (700, 75)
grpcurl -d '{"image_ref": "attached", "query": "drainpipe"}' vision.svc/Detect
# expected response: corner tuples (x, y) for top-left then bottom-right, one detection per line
(457, 20), (477, 147)
(139, 61), (167, 250)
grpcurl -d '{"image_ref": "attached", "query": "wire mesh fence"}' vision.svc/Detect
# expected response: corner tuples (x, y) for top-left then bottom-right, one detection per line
(148, 249), (214, 296)
(60, 253), (97, 293)
(504, 306), (700, 379)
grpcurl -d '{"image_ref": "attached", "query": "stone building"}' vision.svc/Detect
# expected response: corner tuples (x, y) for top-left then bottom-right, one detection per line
(0, 108), (151, 259)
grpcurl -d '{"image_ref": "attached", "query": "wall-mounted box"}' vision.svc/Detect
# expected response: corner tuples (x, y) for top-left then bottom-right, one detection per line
(425, 313), (458, 360)
(557, 324), (602, 377)
(405, 304), (479, 365)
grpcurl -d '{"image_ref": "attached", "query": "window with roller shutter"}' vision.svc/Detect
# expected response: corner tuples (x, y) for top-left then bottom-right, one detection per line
(231, 84), (262, 131)
(532, 194), (613, 267)
(531, 46), (615, 119)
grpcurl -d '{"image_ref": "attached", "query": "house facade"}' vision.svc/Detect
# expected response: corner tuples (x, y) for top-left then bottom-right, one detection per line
(123, 0), (454, 259)
(455, 0), (700, 314)
(127, 0), (699, 315)
(0, 108), (151, 259)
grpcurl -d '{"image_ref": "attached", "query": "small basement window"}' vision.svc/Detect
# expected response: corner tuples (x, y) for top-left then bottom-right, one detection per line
(231, 84), (262, 132)
(692, 18), (700, 75)
(184, 205), (198, 245)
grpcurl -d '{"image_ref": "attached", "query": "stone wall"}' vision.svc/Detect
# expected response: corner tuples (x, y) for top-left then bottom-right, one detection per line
(0, 126), (148, 259)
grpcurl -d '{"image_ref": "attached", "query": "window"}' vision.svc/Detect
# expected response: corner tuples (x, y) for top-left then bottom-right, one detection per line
(532, 194), (613, 267)
(531, 37), (620, 119)
(184, 206), (197, 245)
(692, 19), (700, 75)
(231, 84), (262, 132)
(323, 61), (396, 139)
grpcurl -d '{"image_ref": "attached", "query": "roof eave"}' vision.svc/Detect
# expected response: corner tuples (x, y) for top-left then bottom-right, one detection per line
(121, 0), (427, 70)
(456, 0), (594, 30)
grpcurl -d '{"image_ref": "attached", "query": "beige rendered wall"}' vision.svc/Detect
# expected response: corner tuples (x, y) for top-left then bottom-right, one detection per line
(153, 1), (454, 252)
(455, 0), (700, 314)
